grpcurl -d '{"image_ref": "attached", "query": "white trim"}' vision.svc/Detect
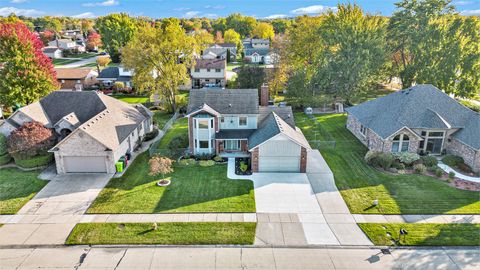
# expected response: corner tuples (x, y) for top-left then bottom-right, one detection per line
(248, 131), (311, 152)
(386, 126), (423, 140)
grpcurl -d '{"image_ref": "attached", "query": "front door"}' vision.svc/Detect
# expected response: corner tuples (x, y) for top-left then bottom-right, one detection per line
(426, 138), (443, 154)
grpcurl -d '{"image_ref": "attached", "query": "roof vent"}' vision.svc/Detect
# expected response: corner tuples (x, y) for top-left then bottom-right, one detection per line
(228, 104), (232, 107)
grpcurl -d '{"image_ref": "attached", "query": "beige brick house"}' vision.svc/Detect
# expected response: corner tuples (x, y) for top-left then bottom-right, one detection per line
(346, 85), (480, 172)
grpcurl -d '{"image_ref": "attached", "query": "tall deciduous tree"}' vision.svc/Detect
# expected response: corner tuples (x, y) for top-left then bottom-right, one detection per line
(389, 0), (479, 98)
(226, 13), (257, 37)
(252, 22), (275, 40)
(0, 22), (58, 107)
(122, 23), (197, 112)
(86, 32), (102, 51)
(224, 29), (242, 53)
(314, 4), (388, 104)
(96, 13), (137, 63)
(192, 29), (214, 51)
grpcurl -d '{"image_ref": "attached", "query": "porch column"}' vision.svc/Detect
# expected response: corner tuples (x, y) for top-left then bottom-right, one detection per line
(252, 148), (259, 172)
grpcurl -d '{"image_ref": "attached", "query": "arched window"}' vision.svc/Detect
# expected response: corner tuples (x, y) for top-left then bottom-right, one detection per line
(391, 134), (410, 153)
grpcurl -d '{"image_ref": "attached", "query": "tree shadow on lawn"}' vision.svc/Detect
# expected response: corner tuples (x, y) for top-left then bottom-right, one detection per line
(296, 113), (480, 215)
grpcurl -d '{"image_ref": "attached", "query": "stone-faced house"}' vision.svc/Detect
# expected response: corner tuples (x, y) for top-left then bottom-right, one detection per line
(346, 85), (480, 172)
(0, 91), (153, 174)
(186, 86), (311, 173)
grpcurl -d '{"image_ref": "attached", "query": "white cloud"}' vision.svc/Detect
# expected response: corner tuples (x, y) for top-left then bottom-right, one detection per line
(204, 13), (218, 18)
(204, 5), (225, 10)
(82, 0), (119, 7)
(453, 1), (473, 6)
(265, 14), (288, 19)
(290, 5), (337, 15)
(0, 6), (44, 17)
(10, 0), (29, 3)
(72, 12), (96, 18)
(182, 11), (201, 18)
(173, 7), (191, 11)
(461, 9), (480, 15)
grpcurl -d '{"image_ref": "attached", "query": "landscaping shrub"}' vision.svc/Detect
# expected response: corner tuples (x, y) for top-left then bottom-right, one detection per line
(392, 161), (405, 170)
(149, 156), (174, 178)
(393, 152), (420, 166)
(442, 155), (464, 167)
(435, 168), (444, 178)
(143, 128), (159, 141)
(213, 155), (223, 162)
(7, 122), (56, 160)
(364, 151), (381, 166)
(14, 153), (53, 168)
(199, 160), (215, 167)
(458, 162), (473, 174)
(414, 164), (427, 174)
(448, 171), (456, 181)
(0, 153), (12, 165)
(240, 161), (248, 172)
(167, 133), (189, 150)
(421, 156), (438, 167)
(178, 158), (196, 166)
(378, 153), (394, 170)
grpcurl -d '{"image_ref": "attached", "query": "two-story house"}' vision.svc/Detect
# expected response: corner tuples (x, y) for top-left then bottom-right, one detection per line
(191, 59), (227, 89)
(186, 86), (311, 172)
(97, 66), (134, 88)
(243, 38), (273, 64)
(202, 43), (237, 61)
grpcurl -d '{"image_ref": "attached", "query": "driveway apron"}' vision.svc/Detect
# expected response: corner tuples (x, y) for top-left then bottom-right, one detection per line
(0, 173), (111, 246)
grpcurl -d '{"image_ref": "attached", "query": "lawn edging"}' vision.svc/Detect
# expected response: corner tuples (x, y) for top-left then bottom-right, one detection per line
(66, 222), (257, 245)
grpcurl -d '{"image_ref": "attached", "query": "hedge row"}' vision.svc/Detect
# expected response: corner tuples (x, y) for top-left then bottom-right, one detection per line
(14, 153), (54, 168)
(0, 153), (12, 165)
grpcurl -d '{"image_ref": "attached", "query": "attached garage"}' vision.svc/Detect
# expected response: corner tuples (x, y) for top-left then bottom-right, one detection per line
(63, 156), (108, 173)
(258, 137), (302, 172)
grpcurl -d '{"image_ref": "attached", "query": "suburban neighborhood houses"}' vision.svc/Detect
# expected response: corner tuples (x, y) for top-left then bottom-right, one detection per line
(0, 0), (479, 269)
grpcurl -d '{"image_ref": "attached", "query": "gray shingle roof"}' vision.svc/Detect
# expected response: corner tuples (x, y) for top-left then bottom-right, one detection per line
(39, 91), (107, 125)
(187, 89), (259, 115)
(259, 106), (295, 127)
(195, 58), (226, 69)
(248, 112), (310, 149)
(244, 48), (270, 56)
(345, 84), (480, 150)
(216, 129), (255, 139)
(97, 67), (119, 79)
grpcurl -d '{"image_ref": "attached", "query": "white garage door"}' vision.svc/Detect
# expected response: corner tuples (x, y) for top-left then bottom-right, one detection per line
(259, 156), (300, 172)
(63, 156), (107, 173)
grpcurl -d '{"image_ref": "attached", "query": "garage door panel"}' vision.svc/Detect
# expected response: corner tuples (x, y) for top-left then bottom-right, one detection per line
(259, 140), (301, 156)
(64, 156), (107, 173)
(259, 157), (300, 172)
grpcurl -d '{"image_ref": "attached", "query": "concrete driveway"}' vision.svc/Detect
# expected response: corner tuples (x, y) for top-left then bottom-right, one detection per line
(228, 151), (372, 246)
(0, 173), (111, 246)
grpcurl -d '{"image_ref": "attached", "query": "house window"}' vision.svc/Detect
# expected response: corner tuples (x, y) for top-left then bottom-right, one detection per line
(360, 125), (367, 136)
(199, 140), (209, 149)
(224, 140), (240, 151)
(220, 117), (225, 123)
(207, 68), (211, 72)
(210, 119), (214, 128)
(198, 119), (209, 129)
(239, 116), (247, 126)
(391, 134), (410, 153)
(215, 69), (221, 72)
(194, 68), (200, 72)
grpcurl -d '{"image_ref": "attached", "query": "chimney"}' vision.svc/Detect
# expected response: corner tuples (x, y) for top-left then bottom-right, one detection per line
(260, 83), (269, 106)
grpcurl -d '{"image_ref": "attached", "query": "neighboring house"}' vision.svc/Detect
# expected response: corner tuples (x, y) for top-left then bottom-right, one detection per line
(48, 39), (86, 53)
(0, 91), (153, 174)
(243, 38), (272, 64)
(97, 66), (134, 88)
(346, 84), (480, 172)
(62, 29), (82, 37)
(191, 59), (227, 89)
(186, 86), (311, 173)
(42, 46), (63, 59)
(202, 43), (237, 61)
(55, 68), (98, 91)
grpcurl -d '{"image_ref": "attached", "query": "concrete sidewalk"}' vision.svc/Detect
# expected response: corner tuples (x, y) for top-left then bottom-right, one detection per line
(1, 246), (478, 270)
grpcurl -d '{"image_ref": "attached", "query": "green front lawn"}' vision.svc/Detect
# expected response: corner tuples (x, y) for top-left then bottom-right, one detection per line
(152, 110), (173, 129)
(295, 113), (480, 214)
(67, 222), (256, 245)
(53, 58), (80, 66)
(156, 117), (188, 149)
(88, 152), (255, 213)
(0, 168), (48, 214)
(111, 95), (150, 104)
(359, 223), (480, 246)
(65, 52), (97, 59)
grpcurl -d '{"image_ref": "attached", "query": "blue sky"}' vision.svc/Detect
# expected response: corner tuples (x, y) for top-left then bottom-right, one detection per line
(0, 0), (479, 18)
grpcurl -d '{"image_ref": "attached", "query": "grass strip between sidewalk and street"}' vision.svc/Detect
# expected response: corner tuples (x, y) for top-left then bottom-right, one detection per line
(66, 222), (256, 245)
(358, 223), (480, 246)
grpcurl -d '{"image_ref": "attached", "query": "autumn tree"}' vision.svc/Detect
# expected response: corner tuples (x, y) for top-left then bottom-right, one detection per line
(7, 121), (56, 159)
(224, 29), (243, 53)
(252, 22), (275, 40)
(96, 56), (111, 73)
(225, 13), (257, 37)
(214, 31), (224, 43)
(86, 32), (102, 51)
(192, 29), (214, 51)
(0, 22), (58, 107)
(232, 66), (266, 89)
(96, 13), (137, 62)
(149, 156), (174, 179)
(122, 23), (197, 112)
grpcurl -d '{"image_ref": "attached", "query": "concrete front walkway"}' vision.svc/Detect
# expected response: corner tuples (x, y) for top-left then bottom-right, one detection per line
(0, 173), (111, 246)
(1, 246), (478, 270)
